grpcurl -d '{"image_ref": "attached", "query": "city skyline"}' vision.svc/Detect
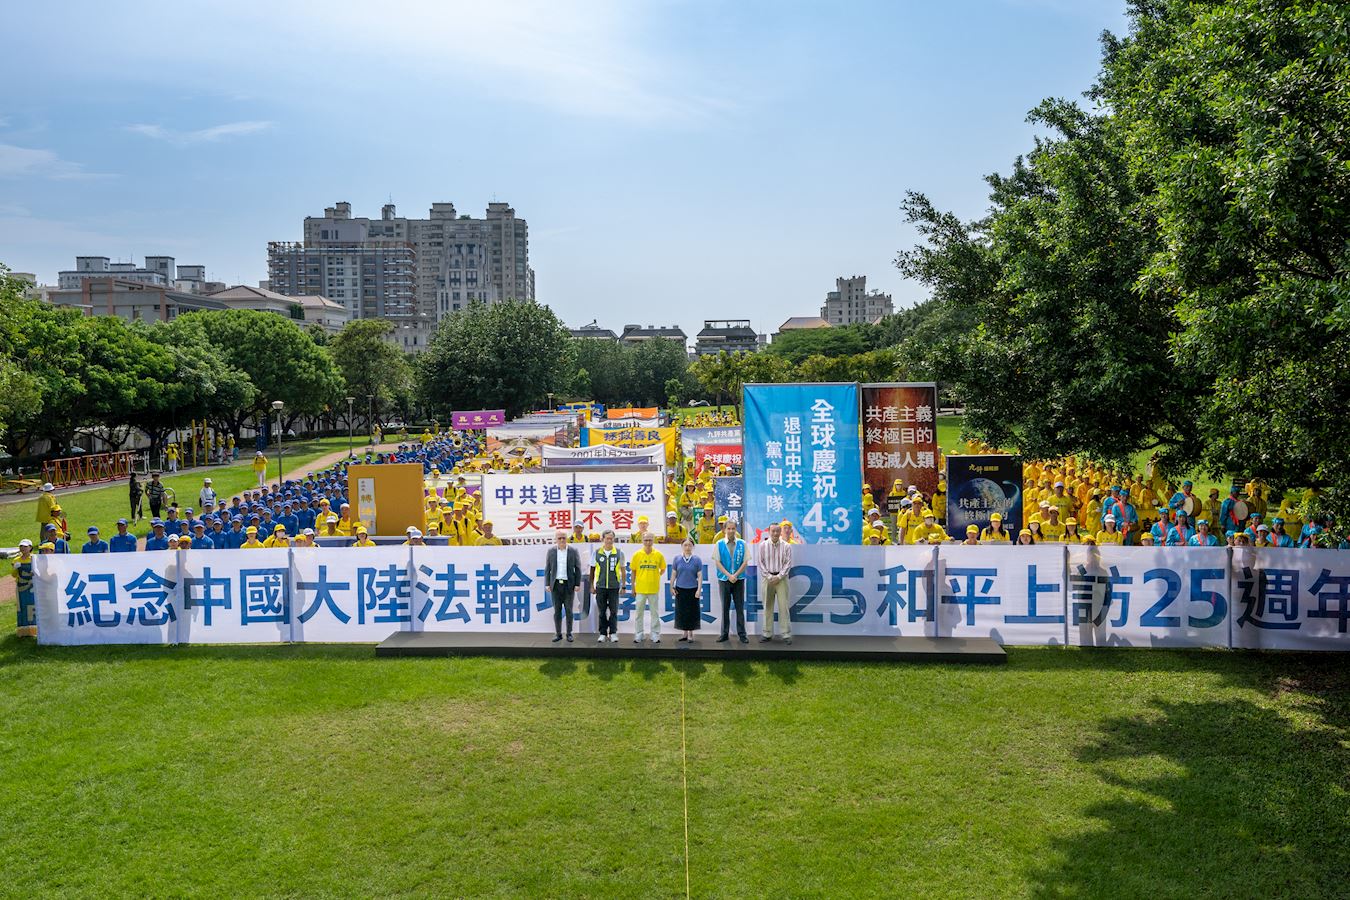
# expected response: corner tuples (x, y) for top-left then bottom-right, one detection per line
(1, 0), (1126, 337)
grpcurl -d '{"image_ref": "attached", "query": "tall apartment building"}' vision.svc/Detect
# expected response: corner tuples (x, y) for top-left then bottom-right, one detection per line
(269, 199), (534, 351)
(821, 275), (894, 325)
(57, 255), (222, 295)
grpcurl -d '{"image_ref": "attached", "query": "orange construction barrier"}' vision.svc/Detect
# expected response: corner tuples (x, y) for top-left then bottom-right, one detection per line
(42, 451), (140, 487)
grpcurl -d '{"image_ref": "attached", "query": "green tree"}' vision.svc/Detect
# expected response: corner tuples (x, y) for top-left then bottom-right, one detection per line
(1100, 0), (1350, 513)
(0, 269), (45, 450)
(161, 309), (344, 437)
(572, 339), (634, 405)
(329, 319), (413, 428)
(629, 338), (689, 405)
(418, 300), (574, 418)
(765, 323), (878, 364)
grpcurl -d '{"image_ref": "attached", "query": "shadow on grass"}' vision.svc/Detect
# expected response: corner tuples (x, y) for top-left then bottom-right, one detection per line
(1028, 667), (1350, 898)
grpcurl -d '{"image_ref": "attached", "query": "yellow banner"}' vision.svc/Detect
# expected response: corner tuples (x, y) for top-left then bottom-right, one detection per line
(587, 426), (677, 463)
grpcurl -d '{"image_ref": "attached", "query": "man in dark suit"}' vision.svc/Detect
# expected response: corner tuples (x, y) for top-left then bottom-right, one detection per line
(545, 529), (582, 642)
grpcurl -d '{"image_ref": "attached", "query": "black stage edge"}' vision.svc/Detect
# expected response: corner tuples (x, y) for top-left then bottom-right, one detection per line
(376, 632), (1006, 664)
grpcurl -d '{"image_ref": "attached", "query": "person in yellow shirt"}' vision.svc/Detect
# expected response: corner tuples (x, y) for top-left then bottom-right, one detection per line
(629, 532), (666, 643)
(981, 513), (1012, 543)
(335, 503), (357, 536)
(910, 512), (949, 544)
(664, 511), (686, 543)
(1040, 509), (1066, 542)
(353, 525), (377, 547)
(35, 482), (58, 543)
(1095, 515), (1125, 545)
(476, 521), (504, 546)
(629, 515), (654, 544)
(696, 506), (718, 544)
(251, 450), (268, 486)
(166, 442), (180, 473)
(961, 525), (980, 545)
(1061, 518), (1084, 545)
(263, 525), (290, 548)
(241, 526), (265, 549)
(931, 480), (947, 524)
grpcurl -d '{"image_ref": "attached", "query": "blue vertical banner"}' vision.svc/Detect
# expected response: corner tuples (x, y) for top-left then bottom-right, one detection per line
(743, 383), (862, 544)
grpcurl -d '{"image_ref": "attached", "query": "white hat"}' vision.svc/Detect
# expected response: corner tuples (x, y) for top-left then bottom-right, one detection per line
(406, 525), (420, 535)
(41, 482), (54, 492)
(302, 528), (315, 536)
(18, 538), (32, 548)
(1104, 515), (1117, 524)
(1054, 481), (1065, 487)
(204, 477), (212, 484)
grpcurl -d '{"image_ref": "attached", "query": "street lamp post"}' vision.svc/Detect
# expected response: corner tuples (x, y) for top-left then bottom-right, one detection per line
(272, 400), (284, 490)
(367, 394), (375, 445)
(547, 392), (554, 411)
(345, 396), (355, 458)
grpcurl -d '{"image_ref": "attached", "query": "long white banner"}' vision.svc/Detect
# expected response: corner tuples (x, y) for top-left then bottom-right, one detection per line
(539, 443), (666, 466)
(32, 544), (1350, 649)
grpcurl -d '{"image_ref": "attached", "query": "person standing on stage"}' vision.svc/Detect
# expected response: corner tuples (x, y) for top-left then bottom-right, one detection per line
(714, 519), (748, 644)
(545, 529), (582, 642)
(591, 530), (625, 643)
(629, 531), (666, 643)
(757, 522), (794, 643)
(672, 538), (703, 643)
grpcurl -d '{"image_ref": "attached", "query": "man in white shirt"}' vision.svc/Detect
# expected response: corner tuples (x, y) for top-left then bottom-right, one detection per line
(756, 522), (794, 644)
(198, 477), (218, 509)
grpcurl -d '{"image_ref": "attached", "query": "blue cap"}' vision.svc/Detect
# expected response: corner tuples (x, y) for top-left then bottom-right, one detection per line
(1225, 530), (1237, 538)
(87, 526), (99, 533)
(1121, 488), (1130, 496)
(185, 508), (194, 514)
(1110, 485), (1121, 492)
(116, 518), (128, 525)
(1182, 480), (1192, 487)
(152, 518), (164, 527)
(43, 523), (56, 532)
(193, 522), (205, 530)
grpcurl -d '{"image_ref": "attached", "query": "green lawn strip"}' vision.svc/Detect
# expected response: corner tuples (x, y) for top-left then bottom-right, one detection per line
(0, 437), (357, 564)
(0, 628), (1344, 897)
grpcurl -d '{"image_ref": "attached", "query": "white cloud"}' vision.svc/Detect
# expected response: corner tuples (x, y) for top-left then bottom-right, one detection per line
(125, 120), (274, 145)
(0, 143), (105, 180)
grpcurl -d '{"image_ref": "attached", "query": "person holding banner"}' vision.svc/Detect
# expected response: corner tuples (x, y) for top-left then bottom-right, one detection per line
(757, 523), (794, 644)
(962, 525), (980, 545)
(714, 519), (749, 644)
(1189, 519), (1220, 547)
(592, 531), (624, 643)
(12, 539), (35, 638)
(630, 532), (665, 643)
(545, 530), (582, 643)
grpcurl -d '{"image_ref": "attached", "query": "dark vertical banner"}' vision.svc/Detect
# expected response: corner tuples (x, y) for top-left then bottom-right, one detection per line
(862, 383), (939, 503)
(744, 383), (863, 544)
(946, 454), (1024, 535)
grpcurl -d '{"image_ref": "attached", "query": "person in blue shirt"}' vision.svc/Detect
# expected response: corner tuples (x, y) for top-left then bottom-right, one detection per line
(1244, 512), (1264, 542)
(1116, 488), (1140, 544)
(1168, 480), (1198, 514)
(162, 507), (185, 537)
(209, 517), (230, 549)
(82, 525), (110, 553)
(42, 523), (70, 554)
(183, 507), (200, 533)
(109, 518), (139, 552)
(276, 502), (300, 539)
(297, 499), (318, 533)
(1165, 512), (1194, 547)
(145, 520), (171, 551)
(1187, 519), (1220, 547)
(1218, 486), (1246, 535)
(1150, 508), (1171, 544)
(190, 523), (215, 550)
(1269, 517), (1296, 548)
(225, 517), (247, 549)
(713, 519), (749, 644)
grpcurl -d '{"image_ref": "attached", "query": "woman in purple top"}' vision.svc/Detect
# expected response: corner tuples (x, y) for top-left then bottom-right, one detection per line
(671, 538), (703, 642)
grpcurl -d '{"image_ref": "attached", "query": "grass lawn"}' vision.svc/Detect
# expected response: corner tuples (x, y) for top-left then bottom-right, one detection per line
(0, 436), (363, 568)
(0, 612), (1344, 897)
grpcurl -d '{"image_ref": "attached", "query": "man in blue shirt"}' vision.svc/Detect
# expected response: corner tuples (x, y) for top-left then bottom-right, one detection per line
(225, 517), (247, 549)
(209, 517), (230, 549)
(145, 520), (171, 551)
(276, 502), (300, 539)
(1218, 485), (1247, 535)
(82, 526), (110, 553)
(43, 523), (70, 554)
(297, 499), (318, 533)
(190, 522), (215, 550)
(162, 507), (185, 537)
(109, 518), (139, 552)
(713, 518), (749, 644)
(1116, 488), (1140, 544)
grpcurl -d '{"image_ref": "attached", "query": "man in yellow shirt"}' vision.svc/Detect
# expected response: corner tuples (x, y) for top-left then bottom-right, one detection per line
(335, 503), (358, 537)
(931, 480), (947, 524)
(664, 510), (686, 543)
(353, 525), (377, 547)
(629, 532), (666, 643)
(476, 521), (503, 546)
(1040, 508), (1066, 542)
(1046, 480), (1075, 523)
(241, 525), (265, 549)
(36, 483), (57, 543)
(909, 512), (949, 544)
(629, 515), (654, 543)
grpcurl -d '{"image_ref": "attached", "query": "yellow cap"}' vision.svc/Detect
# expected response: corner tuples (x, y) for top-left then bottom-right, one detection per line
(966, 525), (979, 534)
(246, 526), (258, 534)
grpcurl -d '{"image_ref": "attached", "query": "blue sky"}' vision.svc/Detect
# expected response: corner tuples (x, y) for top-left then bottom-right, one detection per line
(1, 0), (1126, 336)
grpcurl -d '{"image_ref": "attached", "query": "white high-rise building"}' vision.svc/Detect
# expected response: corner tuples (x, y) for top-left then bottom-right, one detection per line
(270, 199), (534, 351)
(821, 275), (893, 325)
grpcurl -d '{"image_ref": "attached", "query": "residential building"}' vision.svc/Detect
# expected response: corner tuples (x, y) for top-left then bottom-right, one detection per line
(776, 316), (831, 339)
(821, 275), (894, 325)
(620, 324), (688, 350)
(48, 278), (227, 321)
(57, 255), (222, 295)
(208, 285), (349, 334)
(695, 319), (760, 356)
(271, 199), (534, 351)
(570, 321), (619, 341)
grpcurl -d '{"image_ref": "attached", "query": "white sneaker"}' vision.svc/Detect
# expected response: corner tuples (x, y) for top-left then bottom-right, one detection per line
(597, 634), (607, 643)
(609, 634), (619, 643)
(652, 636), (661, 644)
(634, 634), (644, 643)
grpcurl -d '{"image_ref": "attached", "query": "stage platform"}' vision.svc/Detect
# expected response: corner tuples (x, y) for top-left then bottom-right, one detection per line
(376, 632), (1006, 664)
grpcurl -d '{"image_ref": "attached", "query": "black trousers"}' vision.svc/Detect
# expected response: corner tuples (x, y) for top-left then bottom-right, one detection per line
(594, 586), (620, 635)
(719, 579), (747, 640)
(551, 583), (574, 635)
(149, 499), (162, 519)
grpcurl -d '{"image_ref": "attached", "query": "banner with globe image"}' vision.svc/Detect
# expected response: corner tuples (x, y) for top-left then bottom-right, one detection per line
(946, 455), (1023, 536)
